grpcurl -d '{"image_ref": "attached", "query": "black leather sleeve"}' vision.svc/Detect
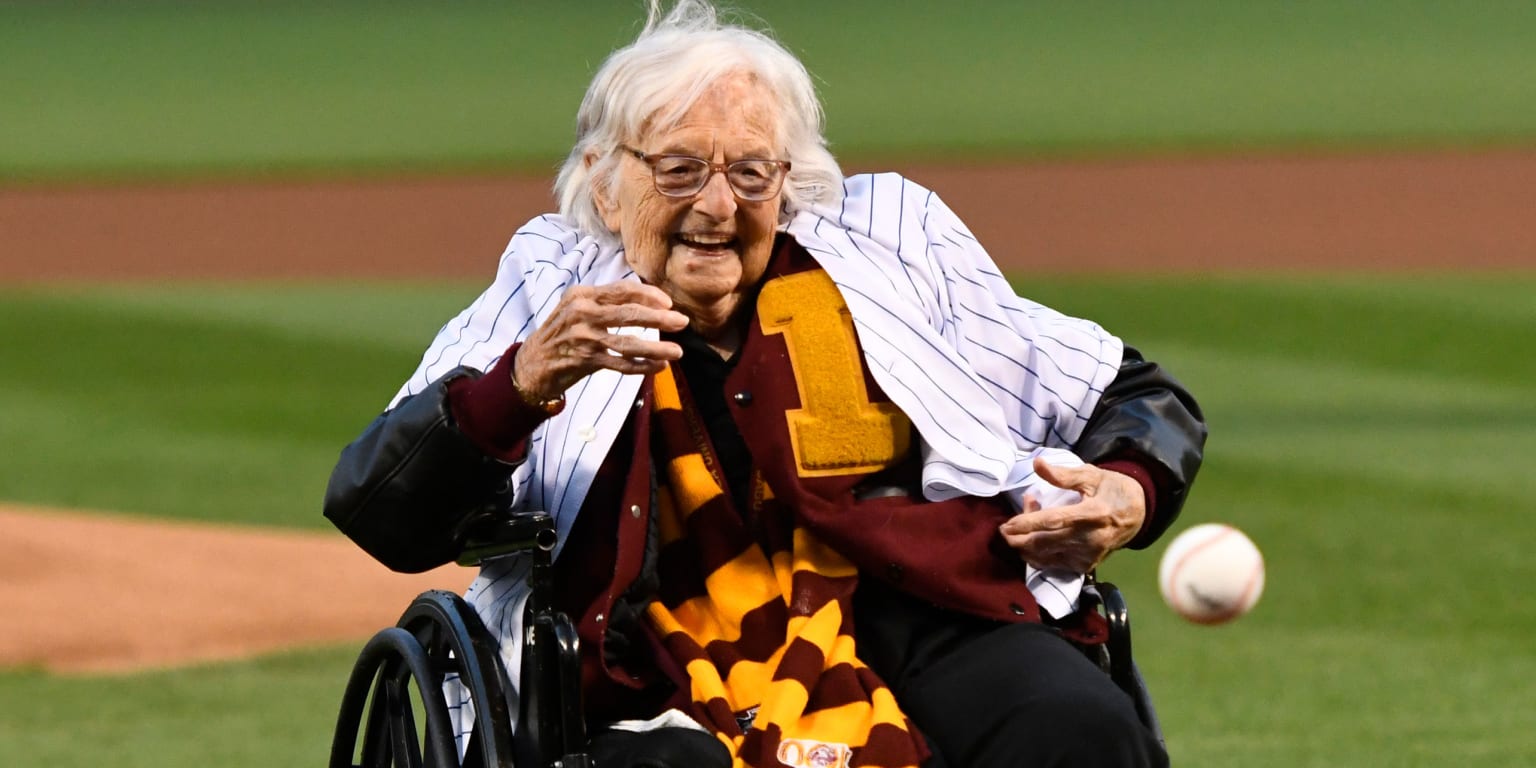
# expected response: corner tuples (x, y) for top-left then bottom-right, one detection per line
(1073, 347), (1208, 549)
(323, 367), (517, 573)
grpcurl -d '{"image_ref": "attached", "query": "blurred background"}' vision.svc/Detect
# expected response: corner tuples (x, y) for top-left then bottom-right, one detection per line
(2, 1), (1533, 765)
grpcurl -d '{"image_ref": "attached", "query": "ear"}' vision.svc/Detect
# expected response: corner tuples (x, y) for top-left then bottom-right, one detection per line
(586, 151), (623, 233)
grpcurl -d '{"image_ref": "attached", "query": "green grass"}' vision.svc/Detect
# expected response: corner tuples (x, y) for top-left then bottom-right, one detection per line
(3, 0), (1536, 182)
(2, 275), (1534, 766)
(0, 646), (358, 768)
(0, 282), (480, 527)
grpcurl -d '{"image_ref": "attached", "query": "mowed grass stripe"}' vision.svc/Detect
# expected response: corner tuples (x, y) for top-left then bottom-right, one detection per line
(1161, 343), (1536, 497)
(1156, 625), (1536, 766)
(0, 287), (473, 526)
(4, 1), (1536, 180)
(0, 646), (358, 768)
(31, 282), (485, 351)
(1021, 274), (1535, 387)
(1178, 453), (1536, 619)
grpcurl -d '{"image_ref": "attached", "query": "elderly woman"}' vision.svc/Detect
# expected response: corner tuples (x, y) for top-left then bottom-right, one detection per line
(325, 2), (1203, 766)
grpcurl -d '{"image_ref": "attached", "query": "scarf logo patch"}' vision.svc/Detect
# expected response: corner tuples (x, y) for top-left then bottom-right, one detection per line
(777, 738), (852, 768)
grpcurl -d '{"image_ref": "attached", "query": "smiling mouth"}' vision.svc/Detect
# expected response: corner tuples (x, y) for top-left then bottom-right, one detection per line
(674, 233), (738, 254)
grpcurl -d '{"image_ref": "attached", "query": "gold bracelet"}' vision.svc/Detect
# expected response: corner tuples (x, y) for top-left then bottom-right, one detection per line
(511, 371), (566, 416)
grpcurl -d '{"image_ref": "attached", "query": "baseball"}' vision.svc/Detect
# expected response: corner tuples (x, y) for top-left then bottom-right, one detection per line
(1157, 523), (1265, 625)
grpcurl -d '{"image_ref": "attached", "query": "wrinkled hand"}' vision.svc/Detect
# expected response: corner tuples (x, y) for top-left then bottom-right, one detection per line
(998, 456), (1147, 573)
(513, 283), (690, 400)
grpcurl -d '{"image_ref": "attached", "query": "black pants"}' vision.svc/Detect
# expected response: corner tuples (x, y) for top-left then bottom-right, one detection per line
(589, 581), (1165, 768)
(853, 579), (1168, 768)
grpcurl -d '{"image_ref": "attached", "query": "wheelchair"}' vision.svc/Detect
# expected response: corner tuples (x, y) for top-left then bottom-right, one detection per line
(329, 512), (1161, 768)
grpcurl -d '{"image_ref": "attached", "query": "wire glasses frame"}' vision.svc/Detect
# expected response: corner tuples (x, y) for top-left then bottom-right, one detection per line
(618, 145), (791, 201)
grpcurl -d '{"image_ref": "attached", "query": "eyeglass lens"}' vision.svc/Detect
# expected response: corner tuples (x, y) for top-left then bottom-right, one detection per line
(651, 156), (784, 200)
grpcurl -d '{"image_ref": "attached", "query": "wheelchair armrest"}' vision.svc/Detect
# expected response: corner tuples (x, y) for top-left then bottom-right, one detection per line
(1094, 581), (1163, 744)
(1097, 581), (1134, 688)
(456, 511), (560, 568)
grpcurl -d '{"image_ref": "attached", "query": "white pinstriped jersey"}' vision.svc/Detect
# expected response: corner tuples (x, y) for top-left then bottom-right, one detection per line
(393, 173), (1124, 731)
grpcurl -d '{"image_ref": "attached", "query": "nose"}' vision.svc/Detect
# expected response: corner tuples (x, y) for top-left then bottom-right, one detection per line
(691, 169), (738, 221)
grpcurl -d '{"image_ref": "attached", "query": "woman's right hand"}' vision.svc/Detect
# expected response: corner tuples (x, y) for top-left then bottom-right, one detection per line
(512, 282), (690, 401)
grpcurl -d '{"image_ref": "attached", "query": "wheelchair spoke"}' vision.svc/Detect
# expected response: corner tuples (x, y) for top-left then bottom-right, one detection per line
(384, 672), (425, 768)
(358, 668), (395, 768)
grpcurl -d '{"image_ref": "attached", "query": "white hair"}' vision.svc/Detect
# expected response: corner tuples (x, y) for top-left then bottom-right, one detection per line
(554, 0), (844, 242)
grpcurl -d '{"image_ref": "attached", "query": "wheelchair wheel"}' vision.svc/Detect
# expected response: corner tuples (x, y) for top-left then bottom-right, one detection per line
(330, 590), (518, 768)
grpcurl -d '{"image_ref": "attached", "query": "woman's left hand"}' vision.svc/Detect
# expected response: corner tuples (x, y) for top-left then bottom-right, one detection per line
(998, 456), (1147, 574)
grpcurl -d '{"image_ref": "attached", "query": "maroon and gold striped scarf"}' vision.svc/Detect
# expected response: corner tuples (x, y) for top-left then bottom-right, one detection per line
(644, 363), (925, 768)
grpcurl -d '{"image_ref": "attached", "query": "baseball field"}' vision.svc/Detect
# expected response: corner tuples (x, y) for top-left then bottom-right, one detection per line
(3, 2), (1535, 766)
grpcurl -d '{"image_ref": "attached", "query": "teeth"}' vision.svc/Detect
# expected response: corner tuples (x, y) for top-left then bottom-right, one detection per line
(681, 234), (733, 246)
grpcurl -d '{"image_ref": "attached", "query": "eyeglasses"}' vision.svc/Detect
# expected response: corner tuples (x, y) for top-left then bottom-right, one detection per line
(618, 145), (791, 202)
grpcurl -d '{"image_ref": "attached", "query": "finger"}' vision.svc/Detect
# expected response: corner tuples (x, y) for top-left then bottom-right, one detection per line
(998, 506), (1076, 535)
(588, 282), (675, 309)
(603, 335), (684, 361)
(998, 494), (1052, 535)
(575, 301), (689, 332)
(1025, 531), (1103, 572)
(613, 306), (691, 332)
(1033, 456), (1098, 494)
(591, 354), (671, 376)
(1010, 492), (1042, 516)
(999, 530), (1096, 573)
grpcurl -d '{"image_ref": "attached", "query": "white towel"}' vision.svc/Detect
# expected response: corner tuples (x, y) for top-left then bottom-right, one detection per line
(1013, 448), (1091, 619)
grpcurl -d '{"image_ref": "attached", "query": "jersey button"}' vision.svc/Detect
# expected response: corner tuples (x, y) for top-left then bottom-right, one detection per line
(732, 391), (753, 405)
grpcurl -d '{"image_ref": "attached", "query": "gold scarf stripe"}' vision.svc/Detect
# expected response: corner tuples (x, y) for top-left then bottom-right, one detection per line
(662, 528), (858, 647)
(645, 363), (924, 767)
(682, 569), (856, 695)
(652, 364), (687, 410)
(663, 452), (722, 516)
(646, 604), (913, 763)
(668, 582), (790, 656)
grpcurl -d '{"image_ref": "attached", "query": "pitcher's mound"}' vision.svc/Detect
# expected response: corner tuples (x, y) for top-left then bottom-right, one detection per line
(0, 505), (473, 675)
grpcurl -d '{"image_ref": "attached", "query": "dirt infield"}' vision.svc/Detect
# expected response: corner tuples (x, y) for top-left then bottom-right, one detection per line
(2, 148), (1531, 674)
(3, 148), (1533, 282)
(0, 504), (472, 674)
